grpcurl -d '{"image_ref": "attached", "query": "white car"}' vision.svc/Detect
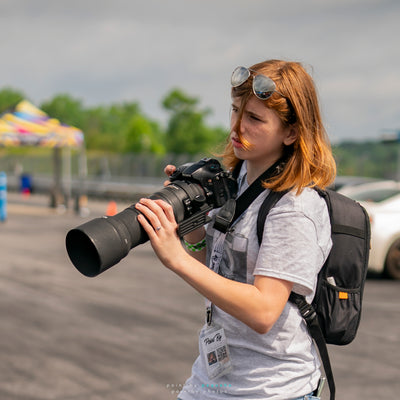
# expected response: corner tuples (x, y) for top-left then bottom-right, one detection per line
(339, 180), (400, 279)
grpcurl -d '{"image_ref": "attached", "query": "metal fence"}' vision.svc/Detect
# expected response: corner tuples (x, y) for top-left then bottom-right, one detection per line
(0, 151), (211, 200)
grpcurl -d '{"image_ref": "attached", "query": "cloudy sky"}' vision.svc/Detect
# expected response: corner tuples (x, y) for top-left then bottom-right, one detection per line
(1, 0), (399, 143)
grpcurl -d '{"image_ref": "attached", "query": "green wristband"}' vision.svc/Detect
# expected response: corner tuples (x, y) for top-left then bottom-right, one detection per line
(183, 238), (207, 252)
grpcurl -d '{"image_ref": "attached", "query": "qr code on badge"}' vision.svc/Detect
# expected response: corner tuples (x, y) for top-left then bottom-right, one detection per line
(216, 345), (228, 362)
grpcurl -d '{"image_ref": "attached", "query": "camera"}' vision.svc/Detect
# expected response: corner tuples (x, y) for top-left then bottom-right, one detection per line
(65, 158), (237, 277)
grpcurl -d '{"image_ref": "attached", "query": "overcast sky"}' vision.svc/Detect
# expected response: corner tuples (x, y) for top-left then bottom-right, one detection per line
(1, 0), (399, 143)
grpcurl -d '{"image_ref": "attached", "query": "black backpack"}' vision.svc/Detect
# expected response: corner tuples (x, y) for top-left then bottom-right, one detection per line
(256, 188), (371, 400)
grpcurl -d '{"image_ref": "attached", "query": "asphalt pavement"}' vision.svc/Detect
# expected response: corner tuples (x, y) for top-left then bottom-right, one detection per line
(0, 193), (399, 400)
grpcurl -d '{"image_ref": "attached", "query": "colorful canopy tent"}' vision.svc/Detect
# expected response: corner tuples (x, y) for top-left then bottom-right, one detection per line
(0, 100), (86, 208)
(0, 100), (84, 148)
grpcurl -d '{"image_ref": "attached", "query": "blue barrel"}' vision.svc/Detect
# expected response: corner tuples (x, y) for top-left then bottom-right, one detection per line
(0, 172), (7, 222)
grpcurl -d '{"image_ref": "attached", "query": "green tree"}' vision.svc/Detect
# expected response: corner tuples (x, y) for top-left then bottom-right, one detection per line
(333, 140), (400, 180)
(40, 94), (86, 129)
(162, 88), (227, 155)
(84, 105), (117, 151)
(123, 114), (165, 154)
(101, 102), (141, 137)
(0, 87), (26, 113)
(91, 102), (142, 152)
(40, 96), (145, 152)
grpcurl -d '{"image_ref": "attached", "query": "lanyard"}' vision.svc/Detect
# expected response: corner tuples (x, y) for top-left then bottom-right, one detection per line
(206, 159), (286, 325)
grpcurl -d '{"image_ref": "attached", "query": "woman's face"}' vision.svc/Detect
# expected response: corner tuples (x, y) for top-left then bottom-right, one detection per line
(230, 95), (296, 171)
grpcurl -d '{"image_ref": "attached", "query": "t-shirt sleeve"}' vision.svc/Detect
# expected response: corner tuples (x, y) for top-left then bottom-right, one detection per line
(254, 192), (330, 297)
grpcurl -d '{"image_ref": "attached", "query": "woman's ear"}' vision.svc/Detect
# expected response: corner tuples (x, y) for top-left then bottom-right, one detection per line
(283, 125), (298, 146)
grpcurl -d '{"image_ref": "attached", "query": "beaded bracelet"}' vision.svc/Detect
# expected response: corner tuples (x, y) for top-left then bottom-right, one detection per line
(183, 238), (207, 252)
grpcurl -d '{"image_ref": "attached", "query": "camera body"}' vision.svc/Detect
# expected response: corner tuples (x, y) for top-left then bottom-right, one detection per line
(66, 158), (237, 277)
(166, 158), (237, 236)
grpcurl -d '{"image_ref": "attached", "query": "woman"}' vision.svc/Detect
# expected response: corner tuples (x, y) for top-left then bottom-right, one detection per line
(135, 59), (336, 399)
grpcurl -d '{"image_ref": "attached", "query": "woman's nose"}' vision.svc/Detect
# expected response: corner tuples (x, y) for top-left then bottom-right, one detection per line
(231, 116), (243, 134)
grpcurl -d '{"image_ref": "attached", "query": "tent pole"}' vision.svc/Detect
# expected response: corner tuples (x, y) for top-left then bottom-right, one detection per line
(74, 146), (88, 215)
(64, 147), (72, 209)
(50, 147), (63, 208)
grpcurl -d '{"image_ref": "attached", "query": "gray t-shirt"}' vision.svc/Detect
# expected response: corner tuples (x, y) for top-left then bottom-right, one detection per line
(179, 165), (332, 400)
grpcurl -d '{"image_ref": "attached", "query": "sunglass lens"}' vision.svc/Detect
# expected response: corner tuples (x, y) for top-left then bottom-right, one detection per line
(231, 66), (250, 87)
(253, 75), (276, 100)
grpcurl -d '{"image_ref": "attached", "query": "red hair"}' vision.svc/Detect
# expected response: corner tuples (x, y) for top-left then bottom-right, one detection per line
(222, 60), (336, 193)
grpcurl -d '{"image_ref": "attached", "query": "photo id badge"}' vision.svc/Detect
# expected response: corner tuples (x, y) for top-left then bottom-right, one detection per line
(200, 324), (232, 379)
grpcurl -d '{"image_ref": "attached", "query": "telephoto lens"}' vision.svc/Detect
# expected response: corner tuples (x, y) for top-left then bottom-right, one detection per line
(65, 158), (236, 277)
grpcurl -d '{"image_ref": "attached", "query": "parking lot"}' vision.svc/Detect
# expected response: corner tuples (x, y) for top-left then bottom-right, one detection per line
(0, 193), (399, 399)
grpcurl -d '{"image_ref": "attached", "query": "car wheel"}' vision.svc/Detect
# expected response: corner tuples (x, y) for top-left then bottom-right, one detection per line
(385, 238), (400, 279)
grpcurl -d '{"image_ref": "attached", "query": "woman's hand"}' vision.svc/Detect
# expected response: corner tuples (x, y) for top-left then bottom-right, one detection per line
(135, 196), (292, 335)
(135, 198), (186, 269)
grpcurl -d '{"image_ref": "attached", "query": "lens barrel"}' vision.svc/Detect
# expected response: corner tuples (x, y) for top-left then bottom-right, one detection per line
(65, 181), (205, 277)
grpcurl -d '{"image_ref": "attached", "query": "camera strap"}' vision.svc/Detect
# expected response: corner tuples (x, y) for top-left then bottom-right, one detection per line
(213, 158), (285, 234)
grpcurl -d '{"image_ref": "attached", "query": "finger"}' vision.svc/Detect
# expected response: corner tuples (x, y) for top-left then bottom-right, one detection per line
(139, 198), (174, 228)
(137, 213), (158, 240)
(164, 165), (176, 177)
(153, 199), (176, 223)
(135, 200), (162, 229)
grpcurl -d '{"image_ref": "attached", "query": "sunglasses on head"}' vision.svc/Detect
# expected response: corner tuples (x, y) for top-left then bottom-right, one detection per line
(231, 66), (285, 101)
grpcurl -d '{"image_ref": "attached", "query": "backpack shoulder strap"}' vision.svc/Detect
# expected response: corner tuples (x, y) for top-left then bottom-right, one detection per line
(215, 159), (286, 234)
(256, 190), (288, 245)
(289, 293), (336, 400)
(257, 188), (336, 400)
